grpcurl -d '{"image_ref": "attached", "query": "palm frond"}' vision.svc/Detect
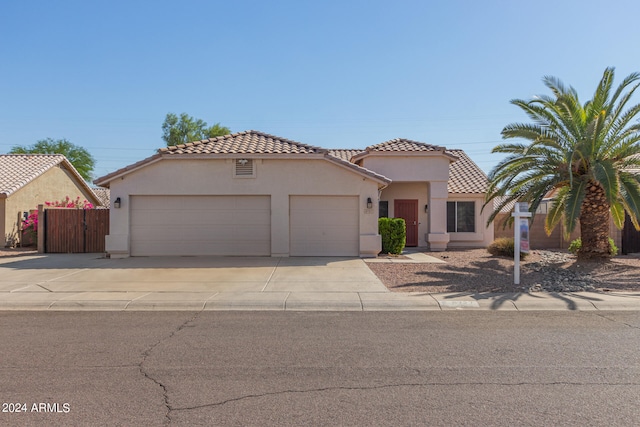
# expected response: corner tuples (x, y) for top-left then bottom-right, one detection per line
(545, 187), (569, 235)
(611, 201), (626, 229)
(592, 160), (619, 204)
(564, 178), (587, 233)
(619, 172), (640, 227)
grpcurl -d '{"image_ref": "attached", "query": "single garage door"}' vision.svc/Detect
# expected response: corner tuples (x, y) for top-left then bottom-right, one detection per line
(130, 195), (270, 256)
(290, 196), (359, 256)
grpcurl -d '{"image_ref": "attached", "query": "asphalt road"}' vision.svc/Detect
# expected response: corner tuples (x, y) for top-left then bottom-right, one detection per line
(1, 311), (639, 426)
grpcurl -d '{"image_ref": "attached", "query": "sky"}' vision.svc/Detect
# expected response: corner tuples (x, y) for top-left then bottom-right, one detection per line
(1, 0), (639, 182)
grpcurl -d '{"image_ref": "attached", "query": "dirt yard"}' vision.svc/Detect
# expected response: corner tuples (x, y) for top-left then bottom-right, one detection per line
(367, 248), (640, 293)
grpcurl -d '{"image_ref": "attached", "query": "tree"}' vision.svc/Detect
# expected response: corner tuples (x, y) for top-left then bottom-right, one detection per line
(484, 67), (640, 259)
(10, 138), (96, 181)
(161, 112), (230, 146)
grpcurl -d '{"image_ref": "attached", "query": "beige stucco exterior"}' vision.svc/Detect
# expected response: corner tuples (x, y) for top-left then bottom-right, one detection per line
(104, 157), (385, 257)
(379, 182), (430, 247)
(446, 194), (494, 248)
(1, 166), (98, 247)
(359, 153), (492, 250)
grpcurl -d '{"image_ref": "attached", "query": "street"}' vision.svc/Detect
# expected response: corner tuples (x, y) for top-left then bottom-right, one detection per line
(1, 311), (639, 426)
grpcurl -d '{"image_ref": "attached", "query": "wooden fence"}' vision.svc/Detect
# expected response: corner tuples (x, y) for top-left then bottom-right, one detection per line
(43, 208), (109, 253)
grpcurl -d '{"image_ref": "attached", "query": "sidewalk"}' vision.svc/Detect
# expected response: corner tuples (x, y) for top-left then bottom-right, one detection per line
(1, 253), (639, 311)
(1, 289), (639, 311)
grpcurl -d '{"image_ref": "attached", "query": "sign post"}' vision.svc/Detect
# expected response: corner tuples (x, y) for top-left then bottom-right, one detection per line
(512, 202), (532, 285)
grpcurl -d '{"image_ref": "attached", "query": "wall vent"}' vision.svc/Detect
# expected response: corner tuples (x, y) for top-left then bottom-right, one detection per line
(235, 159), (254, 177)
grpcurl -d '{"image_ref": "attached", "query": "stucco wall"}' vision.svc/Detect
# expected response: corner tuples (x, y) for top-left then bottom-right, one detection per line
(0, 199), (6, 246)
(105, 157), (383, 257)
(380, 182), (430, 247)
(446, 194), (494, 248)
(1, 166), (96, 247)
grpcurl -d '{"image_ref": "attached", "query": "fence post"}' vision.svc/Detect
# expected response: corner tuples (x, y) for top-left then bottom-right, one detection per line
(37, 205), (45, 254)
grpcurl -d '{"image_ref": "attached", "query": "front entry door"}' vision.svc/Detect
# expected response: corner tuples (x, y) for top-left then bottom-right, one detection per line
(394, 199), (419, 247)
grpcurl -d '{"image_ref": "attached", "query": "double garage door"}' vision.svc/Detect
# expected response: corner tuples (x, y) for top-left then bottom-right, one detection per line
(130, 195), (271, 256)
(130, 195), (359, 256)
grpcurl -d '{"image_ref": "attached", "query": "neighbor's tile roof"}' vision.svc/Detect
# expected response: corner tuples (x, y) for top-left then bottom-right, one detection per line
(159, 130), (325, 155)
(92, 187), (111, 207)
(0, 154), (66, 197)
(0, 154), (101, 204)
(494, 196), (517, 213)
(447, 149), (489, 194)
(365, 138), (447, 153)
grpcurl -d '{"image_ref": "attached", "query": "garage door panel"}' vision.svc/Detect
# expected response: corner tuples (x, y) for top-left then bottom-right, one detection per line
(290, 211), (359, 226)
(290, 196), (359, 256)
(130, 195), (270, 256)
(233, 211), (271, 224)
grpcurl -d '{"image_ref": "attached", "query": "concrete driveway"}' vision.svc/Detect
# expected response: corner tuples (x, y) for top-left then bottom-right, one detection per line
(3, 254), (639, 311)
(0, 254), (396, 310)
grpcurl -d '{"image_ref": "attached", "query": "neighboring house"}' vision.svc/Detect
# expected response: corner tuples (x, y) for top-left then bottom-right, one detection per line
(0, 154), (102, 247)
(91, 187), (111, 208)
(493, 194), (639, 253)
(94, 131), (492, 258)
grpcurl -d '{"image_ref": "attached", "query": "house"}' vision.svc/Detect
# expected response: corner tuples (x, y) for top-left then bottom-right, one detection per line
(91, 187), (111, 208)
(0, 154), (102, 247)
(94, 131), (492, 258)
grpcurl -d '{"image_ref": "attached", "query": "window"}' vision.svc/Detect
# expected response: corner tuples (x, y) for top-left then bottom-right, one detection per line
(447, 201), (475, 232)
(379, 201), (388, 218)
(234, 159), (255, 177)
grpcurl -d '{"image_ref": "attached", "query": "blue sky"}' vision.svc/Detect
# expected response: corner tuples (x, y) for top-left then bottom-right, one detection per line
(1, 0), (639, 181)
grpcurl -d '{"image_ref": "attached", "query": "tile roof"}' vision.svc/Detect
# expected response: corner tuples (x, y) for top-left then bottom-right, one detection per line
(447, 149), (489, 194)
(159, 130), (325, 155)
(1, 154), (67, 197)
(365, 138), (447, 153)
(325, 154), (391, 184)
(0, 154), (96, 199)
(92, 187), (111, 208)
(494, 196), (517, 213)
(95, 132), (390, 186)
(327, 149), (365, 162)
(95, 131), (486, 193)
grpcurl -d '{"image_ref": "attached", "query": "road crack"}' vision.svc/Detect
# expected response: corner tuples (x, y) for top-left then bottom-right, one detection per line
(592, 312), (640, 330)
(172, 380), (640, 412)
(139, 311), (202, 425)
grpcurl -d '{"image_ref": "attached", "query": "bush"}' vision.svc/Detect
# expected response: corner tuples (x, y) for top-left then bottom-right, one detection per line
(379, 217), (406, 255)
(568, 238), (618, 256)
(487, 237), (528, 259)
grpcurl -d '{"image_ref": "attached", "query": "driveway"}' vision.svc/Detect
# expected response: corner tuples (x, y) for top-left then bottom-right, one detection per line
(2, 254), (639, 311)
(0, 254), (393, 310)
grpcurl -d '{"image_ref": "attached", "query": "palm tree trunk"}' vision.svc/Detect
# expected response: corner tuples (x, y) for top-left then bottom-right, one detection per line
(578, 182), (611, 259)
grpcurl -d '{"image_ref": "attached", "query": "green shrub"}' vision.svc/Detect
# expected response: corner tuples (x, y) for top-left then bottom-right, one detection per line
(487, 237), (527, 259)
(568, 238), (618, 256)
(379, 217), (406, 255)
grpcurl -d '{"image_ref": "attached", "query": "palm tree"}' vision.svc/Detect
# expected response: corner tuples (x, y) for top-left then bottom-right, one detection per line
(485, 67), (640, 259)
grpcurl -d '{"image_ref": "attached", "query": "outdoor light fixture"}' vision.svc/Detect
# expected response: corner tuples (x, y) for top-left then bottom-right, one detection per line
(367, 197), (373, 209)
(424, 204), (428, 213)
(114, 197), (121, 209)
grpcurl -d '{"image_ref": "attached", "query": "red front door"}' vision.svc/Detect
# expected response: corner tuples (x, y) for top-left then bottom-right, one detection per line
(394, 199), (419, 247)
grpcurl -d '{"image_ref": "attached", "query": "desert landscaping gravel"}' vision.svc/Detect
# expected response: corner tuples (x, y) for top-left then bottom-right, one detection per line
(367, 248), (640, 293)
